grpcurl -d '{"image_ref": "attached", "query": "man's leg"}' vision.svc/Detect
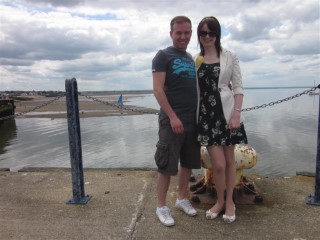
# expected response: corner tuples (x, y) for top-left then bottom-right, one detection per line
(175, 166), (197, 216)
(177, 166), (191, 200)
(156, 172), (175, 226)
(157, 172), (170, 207)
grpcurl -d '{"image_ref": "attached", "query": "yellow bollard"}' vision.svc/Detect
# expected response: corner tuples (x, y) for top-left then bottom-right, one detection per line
(189, 145), (261, 205)
(200, 144), (258, 188)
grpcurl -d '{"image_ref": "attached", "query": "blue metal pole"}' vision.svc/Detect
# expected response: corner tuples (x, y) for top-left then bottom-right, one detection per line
(65, 78), (91, 204)
(306, 93), (320, 206)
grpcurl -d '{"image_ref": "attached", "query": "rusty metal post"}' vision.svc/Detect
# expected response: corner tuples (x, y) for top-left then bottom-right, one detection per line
(65, 78), (91, 204)
(306, 94), (320, 206)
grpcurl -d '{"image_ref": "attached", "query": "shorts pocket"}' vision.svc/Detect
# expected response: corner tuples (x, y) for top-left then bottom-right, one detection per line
(154, 141), (169, 169)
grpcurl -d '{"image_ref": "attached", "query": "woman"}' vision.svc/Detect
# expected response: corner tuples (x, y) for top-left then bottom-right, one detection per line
(195, 16), (248, 223)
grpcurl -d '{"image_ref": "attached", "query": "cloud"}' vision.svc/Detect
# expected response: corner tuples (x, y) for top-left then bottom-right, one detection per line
(0, 0), (319, 90)
(269, 20), (320, 55)
(19, 0), (83, 7)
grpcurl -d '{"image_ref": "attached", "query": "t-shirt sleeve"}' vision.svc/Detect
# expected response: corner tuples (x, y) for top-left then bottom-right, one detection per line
(152, 50), (167, 72)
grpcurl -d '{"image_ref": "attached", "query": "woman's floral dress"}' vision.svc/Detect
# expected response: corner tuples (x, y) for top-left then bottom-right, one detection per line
(197, 63), (248, 146)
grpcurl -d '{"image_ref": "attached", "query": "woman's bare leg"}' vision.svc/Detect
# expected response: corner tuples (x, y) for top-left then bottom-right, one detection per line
(224, 145), (236, 216)
(207, 145), (226, 213)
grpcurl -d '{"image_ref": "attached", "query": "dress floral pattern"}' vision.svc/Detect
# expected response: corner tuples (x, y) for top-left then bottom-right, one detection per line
(197, 63), (248, 146)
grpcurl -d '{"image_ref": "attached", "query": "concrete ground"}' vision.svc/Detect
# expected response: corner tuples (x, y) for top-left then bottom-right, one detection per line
(0, 168), (319, 240)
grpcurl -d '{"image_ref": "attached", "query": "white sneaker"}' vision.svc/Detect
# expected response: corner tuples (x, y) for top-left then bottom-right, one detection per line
(175, 198), (197, 216)
(156, 206), (175, 227)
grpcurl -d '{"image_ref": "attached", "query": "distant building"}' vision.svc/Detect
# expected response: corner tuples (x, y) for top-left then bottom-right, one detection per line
(0, 93), (8, 100)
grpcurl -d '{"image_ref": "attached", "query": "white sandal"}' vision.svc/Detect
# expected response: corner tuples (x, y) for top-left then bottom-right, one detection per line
(206, 208), (223, 220)
(222, 205), (236, 223)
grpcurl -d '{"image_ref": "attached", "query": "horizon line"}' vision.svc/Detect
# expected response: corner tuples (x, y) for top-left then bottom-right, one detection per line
(1, 85), (317, 92)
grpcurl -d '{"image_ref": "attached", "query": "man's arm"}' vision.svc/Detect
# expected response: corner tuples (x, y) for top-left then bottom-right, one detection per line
(153, 72), (184, 134)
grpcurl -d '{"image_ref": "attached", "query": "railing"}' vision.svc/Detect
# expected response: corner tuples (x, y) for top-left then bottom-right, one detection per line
(306, 92), (320, 206)
(65, 78), (92, 204)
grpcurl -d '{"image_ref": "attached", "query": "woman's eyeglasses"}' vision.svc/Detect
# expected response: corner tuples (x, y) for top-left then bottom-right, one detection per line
(199, 31), (216, 37)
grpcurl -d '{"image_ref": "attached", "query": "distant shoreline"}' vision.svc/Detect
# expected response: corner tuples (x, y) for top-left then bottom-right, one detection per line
(14, 94), (158, 119)
(244, 86), (315, 90)
(2, 86), (316, 96)
(81, 90), (153, 95)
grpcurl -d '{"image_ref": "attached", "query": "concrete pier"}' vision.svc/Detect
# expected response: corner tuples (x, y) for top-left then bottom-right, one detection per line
(0, 168), (319, 240)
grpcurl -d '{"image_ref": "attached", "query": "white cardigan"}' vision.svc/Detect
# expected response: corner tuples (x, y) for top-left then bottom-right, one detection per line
(194, 47), (244, 123)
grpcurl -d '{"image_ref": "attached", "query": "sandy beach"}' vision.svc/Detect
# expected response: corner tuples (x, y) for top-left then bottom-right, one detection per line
(13, 94), (159, 118)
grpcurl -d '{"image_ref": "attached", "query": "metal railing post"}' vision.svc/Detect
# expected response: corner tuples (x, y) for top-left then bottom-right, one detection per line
(65, 78), (91, 204)
(306, 94), (320, 206)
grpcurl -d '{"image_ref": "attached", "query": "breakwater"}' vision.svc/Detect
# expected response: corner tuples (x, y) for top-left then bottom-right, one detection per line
(0, 100), (15, 121)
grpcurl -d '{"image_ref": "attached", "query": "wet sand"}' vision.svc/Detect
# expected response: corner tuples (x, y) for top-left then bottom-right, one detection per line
(14, 95), (159, 118)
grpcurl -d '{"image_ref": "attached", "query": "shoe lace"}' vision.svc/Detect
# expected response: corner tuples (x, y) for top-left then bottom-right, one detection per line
(161, 207), (171, 219)
(181, 199), (192, 209)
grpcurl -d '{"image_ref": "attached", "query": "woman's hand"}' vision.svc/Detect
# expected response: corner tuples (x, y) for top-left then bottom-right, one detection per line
(228, 111), (241, 129)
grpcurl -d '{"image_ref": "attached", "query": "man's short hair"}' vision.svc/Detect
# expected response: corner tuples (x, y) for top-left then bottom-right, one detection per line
(170, 16), (192, 31)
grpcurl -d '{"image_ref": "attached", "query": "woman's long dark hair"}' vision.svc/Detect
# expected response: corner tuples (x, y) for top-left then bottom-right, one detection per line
(197, 16), (222, 57)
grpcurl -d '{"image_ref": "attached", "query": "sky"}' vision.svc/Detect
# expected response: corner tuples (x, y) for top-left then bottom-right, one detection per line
(0, 0), (319, 91)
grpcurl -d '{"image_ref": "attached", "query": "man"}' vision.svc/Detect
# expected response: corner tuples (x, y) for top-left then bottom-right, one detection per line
(152, 16), (201, 227)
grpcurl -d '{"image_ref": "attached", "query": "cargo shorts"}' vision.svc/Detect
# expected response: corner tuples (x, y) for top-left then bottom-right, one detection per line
(154, 115), (201, 176)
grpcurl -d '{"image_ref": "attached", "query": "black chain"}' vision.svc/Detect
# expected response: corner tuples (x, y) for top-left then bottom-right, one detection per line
(78, 92), (159, 115)
(81, 86), (318, 114)
(0, 95), (66, 121)
(1, 86), (318, 121)
(241, 85), (319, 112)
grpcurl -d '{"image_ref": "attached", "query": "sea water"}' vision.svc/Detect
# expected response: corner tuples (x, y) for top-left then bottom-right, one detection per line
(0, 88), (318, 177)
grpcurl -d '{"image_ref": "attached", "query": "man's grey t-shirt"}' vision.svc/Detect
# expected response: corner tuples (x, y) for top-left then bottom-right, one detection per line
(152, 46), (197, 124)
